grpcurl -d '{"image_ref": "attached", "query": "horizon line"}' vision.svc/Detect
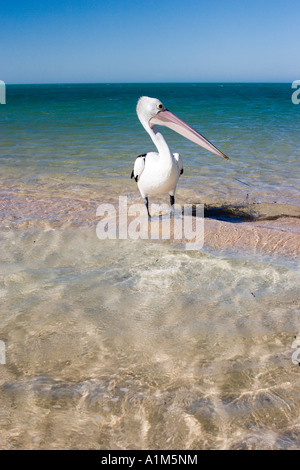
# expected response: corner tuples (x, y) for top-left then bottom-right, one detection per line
(5, 80), (294, 86)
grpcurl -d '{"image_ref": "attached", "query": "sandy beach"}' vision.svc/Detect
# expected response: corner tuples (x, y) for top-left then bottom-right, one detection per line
(0, 83), (299, 450)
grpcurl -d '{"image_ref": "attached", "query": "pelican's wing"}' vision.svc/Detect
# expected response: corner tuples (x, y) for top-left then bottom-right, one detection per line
(131, 153), (146, 182)
(173, 153), (184, 175)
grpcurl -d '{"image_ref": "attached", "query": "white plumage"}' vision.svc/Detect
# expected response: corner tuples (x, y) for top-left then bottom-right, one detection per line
(131, 96), (228, 217)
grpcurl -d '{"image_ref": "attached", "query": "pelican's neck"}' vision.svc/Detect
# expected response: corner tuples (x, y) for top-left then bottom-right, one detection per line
(147, 124), (172, 160)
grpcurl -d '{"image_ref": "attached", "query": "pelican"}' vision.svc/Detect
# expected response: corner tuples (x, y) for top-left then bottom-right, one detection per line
(131, 96), (229, 217)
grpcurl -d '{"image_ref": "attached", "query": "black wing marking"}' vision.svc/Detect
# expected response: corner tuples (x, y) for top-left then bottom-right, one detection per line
(131, 153), (147, 182)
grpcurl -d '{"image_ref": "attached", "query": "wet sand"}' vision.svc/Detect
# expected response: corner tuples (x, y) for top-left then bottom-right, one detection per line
(1, 190), (299, 260)
(202, 202), (300, 260)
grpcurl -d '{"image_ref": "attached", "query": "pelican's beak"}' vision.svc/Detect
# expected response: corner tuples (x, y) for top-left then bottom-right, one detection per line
(149, 109), (229, 160)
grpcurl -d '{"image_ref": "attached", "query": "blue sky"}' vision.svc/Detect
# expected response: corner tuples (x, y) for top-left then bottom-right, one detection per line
(1, 0), (299, 84)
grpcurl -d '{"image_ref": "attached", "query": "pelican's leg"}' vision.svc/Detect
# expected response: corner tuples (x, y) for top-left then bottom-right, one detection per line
(144, 197), (151, 219)
(170, 195), (175, 216)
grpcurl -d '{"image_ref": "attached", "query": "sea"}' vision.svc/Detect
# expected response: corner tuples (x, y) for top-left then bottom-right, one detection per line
(0, 83), (299, 450)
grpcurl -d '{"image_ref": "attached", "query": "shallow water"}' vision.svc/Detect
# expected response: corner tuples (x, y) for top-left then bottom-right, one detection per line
(0, 84), (300, 449)
(0, 227), (299, 449)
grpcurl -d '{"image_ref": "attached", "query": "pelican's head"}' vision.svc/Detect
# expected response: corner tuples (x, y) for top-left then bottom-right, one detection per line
(136, 96), (166, 123)
(136, 96), (229, 160)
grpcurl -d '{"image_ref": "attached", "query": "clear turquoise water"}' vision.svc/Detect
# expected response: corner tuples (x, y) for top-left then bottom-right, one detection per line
(1, 83), (299, 206)
(0, 84), (300, 450)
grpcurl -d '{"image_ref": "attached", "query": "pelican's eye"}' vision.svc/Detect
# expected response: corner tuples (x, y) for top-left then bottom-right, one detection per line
(157, 103), (164, 110)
